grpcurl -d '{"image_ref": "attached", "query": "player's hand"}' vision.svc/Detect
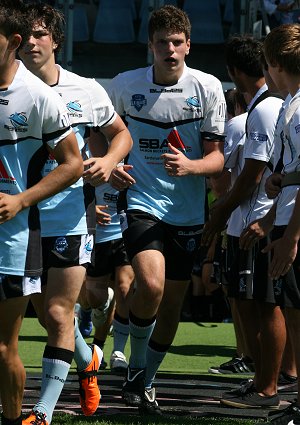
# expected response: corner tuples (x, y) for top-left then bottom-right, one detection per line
(83, 155), (116, 186)
(202, 208), (227, 247)
(95, 205), (111, 225)
(109, 165), (136, 190)
(239, 217), (273, 250)
(0, 192), (23, 224)
(161, 143), (191, 177)
(265, 173), (283, 199)
(262, 237), (297, 279)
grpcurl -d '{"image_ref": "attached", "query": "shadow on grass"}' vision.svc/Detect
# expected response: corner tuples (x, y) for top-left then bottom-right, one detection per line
(19, 335), (47, 343)
(168, 344), (235, 358)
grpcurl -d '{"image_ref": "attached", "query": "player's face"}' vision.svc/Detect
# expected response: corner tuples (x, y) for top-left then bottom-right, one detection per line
(18, 22), (57, 69)
(149, 30), (190, 84)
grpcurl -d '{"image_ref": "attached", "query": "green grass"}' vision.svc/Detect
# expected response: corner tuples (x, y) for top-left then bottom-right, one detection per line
(19, 319), (258, 425)
(19, 320), (237, 374)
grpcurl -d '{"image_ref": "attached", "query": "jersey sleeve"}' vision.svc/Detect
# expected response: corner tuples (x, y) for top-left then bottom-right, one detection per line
(200, 78), (226, 140)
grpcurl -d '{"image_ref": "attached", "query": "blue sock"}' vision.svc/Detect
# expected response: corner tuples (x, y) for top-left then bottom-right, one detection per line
(113, 314), (129, 353)
(145, 344), (168, 389)
(129, 312), (156, 369)
(34, 346), (73, 423)
(74, 317), (93, 371)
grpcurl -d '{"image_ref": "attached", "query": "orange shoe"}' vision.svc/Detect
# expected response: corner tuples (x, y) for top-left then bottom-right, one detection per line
(78, 344), (103, 415)
(22, 410), (48, 425)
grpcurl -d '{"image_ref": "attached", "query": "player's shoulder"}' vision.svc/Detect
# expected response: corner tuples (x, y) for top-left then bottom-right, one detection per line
(110, 66), (149, 88)
(58, 66), (107, 94)
(186, 66), (223, 90)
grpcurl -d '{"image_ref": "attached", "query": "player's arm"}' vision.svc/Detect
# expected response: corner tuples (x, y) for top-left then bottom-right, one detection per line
(0, 131), (83, 223)
(83, 114), (133, 186)
(202, 158), (267, 246)
(262, 189), (300, 279)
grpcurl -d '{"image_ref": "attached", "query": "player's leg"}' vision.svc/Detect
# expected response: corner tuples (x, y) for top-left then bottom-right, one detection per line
(111, 263), (134, 374)
(0, 295), (29, 424)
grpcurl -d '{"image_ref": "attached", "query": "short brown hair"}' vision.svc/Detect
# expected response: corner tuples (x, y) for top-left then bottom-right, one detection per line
(264, 23), (300, 75)
(148, 5), (191, 42)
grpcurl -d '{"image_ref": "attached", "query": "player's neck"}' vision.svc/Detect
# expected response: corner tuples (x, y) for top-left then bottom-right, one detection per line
(35, 60), (59, 86)
(0, 58), (19, 89)
(153, 66), (183, 86)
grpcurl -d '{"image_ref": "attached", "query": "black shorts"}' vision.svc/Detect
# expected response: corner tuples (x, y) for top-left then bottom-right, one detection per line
(225, 235), (275, 303)
(271, 226), (300, 309)
(0, 274), (41, 300)
(120, 210), (203, 281)
(42, 234), (94, 271)
(87, 238), (130, 278)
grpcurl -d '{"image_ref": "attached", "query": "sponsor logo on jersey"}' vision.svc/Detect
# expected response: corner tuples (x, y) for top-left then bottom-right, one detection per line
(295, 124), (300, 134)
(54, 237), (68, 253)
(0, 160), (16, 185)
(250, 132), (268, 142)
(139, 137), (192, 153)
(150, 88), (182, 93)
(66, 100), (83, 117)
(131, 94), (147, 112)
(4, 112), (28, 132)
(183, 96), (201, 112)
(0, 99), (9, 105)
(167, 130), (186, 151)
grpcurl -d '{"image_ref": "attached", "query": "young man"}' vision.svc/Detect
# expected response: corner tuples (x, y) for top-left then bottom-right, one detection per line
(18, 3), (132, 424)
(202, 35), (285, 409)
(254, 23), (300, 425)
(0, 2), (83, 425)
(109, 4), (226, 413)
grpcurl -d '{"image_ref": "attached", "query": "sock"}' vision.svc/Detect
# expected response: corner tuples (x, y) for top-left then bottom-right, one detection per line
(1, 413), (22, 425)
(129, 311), (156, 369)
(74, 317), (93, 371)
(113, 313), (129, 353)
(92, 338), (105, 350)
(145, 340), (170, 389)
(33, 345), (73, 423)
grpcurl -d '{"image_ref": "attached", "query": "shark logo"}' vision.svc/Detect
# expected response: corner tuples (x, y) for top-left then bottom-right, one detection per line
(85, 240), (93, 254)
(9, 112), (28, 128)
(66, 100), (82, 113)
(184, 96), (201, 112)
(54, 237), (68, 253)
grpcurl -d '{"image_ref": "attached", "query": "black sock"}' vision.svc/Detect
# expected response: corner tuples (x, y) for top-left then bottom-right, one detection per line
(1, 413), (22, 425)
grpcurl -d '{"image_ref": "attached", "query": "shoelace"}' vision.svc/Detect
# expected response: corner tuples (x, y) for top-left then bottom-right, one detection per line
(29, 411), (47, 425)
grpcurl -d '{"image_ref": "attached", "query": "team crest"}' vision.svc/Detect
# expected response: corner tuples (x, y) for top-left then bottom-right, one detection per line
(184, 96), (201, 112)
(9, 112), (28, 128)
(131, 94), (147, 112)
(54, 237), (68, 253)
(67, 100), (82, 113)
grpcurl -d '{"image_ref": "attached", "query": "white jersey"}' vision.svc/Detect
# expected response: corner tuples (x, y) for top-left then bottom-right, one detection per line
(224, 113), (247, 237)
(275, 89), (300, 225)
(95, 183), (122, 243)
(39, 65), (116, 237)
(108, 64), (226, 226)
(0, 61), (72, 276)
(241, 85), (283, 227)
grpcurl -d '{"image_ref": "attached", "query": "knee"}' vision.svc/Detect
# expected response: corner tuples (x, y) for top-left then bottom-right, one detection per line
(45, 304), (72, 334)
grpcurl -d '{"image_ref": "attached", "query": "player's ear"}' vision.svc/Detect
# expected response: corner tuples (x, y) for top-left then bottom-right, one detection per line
(9, 33), (22, 51)
(185, 39), (190, 56)
(52, 41), (58, 50)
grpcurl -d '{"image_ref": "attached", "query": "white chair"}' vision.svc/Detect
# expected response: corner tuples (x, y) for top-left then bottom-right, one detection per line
(93, 0), (136, 43)
(183, 0), (224, 44)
